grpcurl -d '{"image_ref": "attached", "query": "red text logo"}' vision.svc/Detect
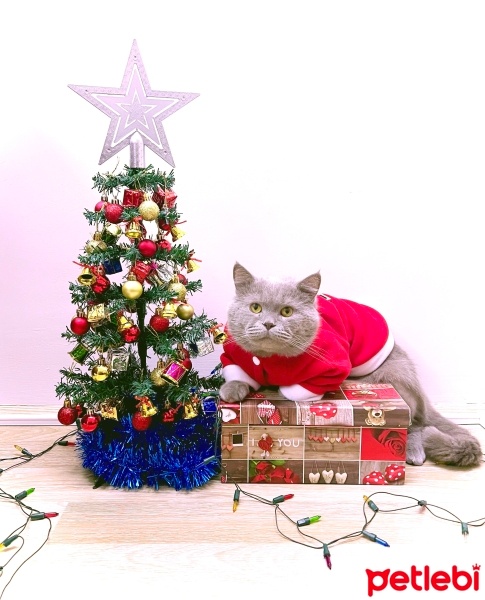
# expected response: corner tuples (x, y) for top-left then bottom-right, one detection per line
(366, 565), (480, 596)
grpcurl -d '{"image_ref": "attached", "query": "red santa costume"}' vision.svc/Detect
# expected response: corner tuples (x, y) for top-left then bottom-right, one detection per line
(220, 294), (394, 401)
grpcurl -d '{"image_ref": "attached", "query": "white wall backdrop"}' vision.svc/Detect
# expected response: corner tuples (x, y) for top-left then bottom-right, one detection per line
(1, 1), (485, 408)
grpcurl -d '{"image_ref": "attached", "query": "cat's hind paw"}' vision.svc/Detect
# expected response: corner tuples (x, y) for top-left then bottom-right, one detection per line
(219, 381), (251, 402)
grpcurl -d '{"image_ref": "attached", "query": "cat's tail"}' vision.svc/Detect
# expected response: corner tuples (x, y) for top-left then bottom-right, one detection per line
(357, 344), (483, 468)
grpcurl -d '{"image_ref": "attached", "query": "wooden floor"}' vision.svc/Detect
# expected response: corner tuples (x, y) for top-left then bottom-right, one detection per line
(1, 424), (484, 599)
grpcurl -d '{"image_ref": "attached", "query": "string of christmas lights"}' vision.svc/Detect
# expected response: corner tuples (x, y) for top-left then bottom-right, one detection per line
(0, 485), (59, 599)
(0, 431), (78, 597)
(230, 483), (485, 569)
(0, 430), (77, 474)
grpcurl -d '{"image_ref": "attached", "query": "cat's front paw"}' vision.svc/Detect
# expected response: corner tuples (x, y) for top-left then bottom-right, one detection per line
(406, 429), (426, 466)
(219, 381), (251, 402)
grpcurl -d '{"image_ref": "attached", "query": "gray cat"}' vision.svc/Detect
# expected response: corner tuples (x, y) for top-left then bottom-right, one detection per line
(219, 262), (483, 468)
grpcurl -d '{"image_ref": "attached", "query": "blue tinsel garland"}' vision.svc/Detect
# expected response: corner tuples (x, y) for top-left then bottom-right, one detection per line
(76, 397), (221, 491)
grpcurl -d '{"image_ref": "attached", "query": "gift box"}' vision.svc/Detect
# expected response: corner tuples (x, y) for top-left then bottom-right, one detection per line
(220, 382), (410, 485)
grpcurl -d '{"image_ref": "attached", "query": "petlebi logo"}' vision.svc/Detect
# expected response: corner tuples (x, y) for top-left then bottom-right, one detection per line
(366, 564), (480, 596)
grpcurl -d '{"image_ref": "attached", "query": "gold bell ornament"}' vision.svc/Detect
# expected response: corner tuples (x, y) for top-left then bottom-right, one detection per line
(77, 267), (97, 286)
(210, 324), (228, 344)
(91, 357), (111, 382)
(170, 225), (185, 241)
(85, 231), (108, 255)
(116, 311), (134, 332)
(99, 401), (119, 421)
(184, 396), (199, 419)
(121, 273), (143, 300)
(187, 259), (200, 273)
(167, 276), (187, 301)
(125, 219), (144, 240)
(150, 359), (167, 387)
(186, 251), (201, 273)
(138, 198), (160, 221)
(161, 301), (178, 319)
(135, 395), (158, 417)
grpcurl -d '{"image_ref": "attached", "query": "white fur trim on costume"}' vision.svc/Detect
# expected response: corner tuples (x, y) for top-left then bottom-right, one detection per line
(349, 332), (395, 377)
(279, 384), (323, 402)
(222, 365), (260, 390)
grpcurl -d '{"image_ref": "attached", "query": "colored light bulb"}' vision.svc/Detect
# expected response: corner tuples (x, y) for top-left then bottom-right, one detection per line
(272, 494), (294, 504)
(297, 515), (321, 527)
(233, 489), (240, 512)
(362, 530), (390, 547)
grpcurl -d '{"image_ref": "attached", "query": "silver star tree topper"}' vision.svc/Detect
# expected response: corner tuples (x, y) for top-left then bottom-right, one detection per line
(69, 40), (199, 167)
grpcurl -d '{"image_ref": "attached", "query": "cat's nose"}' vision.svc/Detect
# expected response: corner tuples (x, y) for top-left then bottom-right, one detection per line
(263, 322), (275, 330)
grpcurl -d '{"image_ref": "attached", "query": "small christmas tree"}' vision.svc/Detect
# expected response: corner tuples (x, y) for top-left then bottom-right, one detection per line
(55, 40), (224, 490)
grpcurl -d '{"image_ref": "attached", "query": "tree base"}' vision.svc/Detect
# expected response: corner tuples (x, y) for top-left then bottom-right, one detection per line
(76, 398), (221, 490)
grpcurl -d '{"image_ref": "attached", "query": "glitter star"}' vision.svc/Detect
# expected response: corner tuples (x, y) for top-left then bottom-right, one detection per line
(69, 40), (199, 167)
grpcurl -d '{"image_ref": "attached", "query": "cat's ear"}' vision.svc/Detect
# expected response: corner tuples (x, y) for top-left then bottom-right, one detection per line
(233, 262), (255, 291)
(297, 271), (321, 299)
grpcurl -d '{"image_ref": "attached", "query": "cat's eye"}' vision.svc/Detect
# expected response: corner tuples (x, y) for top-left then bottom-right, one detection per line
(280, 306), (293, 317)
(250, 303), (262, 313)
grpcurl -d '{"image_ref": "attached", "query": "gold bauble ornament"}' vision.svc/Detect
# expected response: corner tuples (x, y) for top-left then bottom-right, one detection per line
(138, 199), (160, 221)
(121, 273), (143, 300)
(91, 357), (111, 382)
(168, 279), (187, 301)
(102, 223), (122, 244)
(176, 303), (194, 320)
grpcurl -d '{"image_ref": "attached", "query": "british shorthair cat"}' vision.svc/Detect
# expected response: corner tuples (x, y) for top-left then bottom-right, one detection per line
(219, 262), (483, 468)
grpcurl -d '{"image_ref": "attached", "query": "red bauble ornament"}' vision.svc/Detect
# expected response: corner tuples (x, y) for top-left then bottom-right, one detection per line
(121, 325), (141, 343)
(95, 199), (107, 212)
(104, 203), (124, 224)
(57, 400), (78, 425)
(80, 413), (99, 433)
(132, 412), (152, 431)
(178, 273), (188, 285)
(182, 357), (192, 370)
(149, 313), (170, 333)
(158, 238), (172, 251)
(138, 239), (158, 258)
(70, 312), (90, 336)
